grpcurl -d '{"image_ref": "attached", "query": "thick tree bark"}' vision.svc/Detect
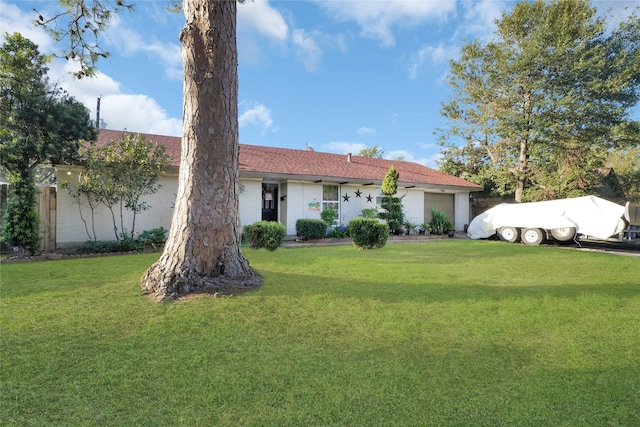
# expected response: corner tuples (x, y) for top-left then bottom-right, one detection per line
(141, 0), (261, 301)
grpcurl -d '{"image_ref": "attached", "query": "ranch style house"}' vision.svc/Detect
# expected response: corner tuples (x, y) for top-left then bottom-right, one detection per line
(53, 129), (482, 248)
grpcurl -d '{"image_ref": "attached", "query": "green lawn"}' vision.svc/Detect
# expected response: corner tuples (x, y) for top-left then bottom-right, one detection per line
(1, 240), (639, 426)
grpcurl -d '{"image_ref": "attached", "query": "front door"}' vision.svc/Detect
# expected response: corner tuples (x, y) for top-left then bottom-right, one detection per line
(262, 183), (278, 222)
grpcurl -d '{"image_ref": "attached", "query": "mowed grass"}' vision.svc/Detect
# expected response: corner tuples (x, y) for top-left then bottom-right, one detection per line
(1, 240), (639, 426)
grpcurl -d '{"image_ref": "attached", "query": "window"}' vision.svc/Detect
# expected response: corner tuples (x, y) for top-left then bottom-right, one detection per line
(322, 184), (339, 222)
(376, 188), (384, 209)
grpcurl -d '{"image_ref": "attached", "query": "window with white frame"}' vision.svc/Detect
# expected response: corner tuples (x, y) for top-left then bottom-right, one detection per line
(322, 184), (339, 223)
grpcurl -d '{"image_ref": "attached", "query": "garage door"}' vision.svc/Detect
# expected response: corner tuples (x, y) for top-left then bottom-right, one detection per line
(424, 193), (454, 224)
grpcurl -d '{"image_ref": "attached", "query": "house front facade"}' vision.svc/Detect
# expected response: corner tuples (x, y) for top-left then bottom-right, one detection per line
(54, 129), (482, 247)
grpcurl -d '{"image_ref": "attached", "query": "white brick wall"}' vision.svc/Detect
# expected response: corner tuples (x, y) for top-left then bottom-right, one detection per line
(56, 170), (178, 247)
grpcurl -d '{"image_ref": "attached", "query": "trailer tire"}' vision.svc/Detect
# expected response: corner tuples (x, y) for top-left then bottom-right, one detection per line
(498, 226), (519, 243)
(550, 227), (576, 242)
(522, 228), (544, 246)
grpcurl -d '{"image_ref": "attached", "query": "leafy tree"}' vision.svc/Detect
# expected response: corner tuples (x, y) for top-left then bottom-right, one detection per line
(36, 1), (261, 299)
(0, 33), (96, 177)
(358, 145), (384, 158)
(607, 147), (640, 203)
(0, 32), (95, 254)
(438, 0), (640, 202)
(62, 133), (171, 241)
(378, 166), (404, 234)
(101, 133), (170, 239)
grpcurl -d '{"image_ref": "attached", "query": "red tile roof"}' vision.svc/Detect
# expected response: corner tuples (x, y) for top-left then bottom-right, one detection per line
(96, 129), (481, 190)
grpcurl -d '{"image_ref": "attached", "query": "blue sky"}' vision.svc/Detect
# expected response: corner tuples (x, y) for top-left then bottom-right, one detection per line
(2, 0), (637, 167)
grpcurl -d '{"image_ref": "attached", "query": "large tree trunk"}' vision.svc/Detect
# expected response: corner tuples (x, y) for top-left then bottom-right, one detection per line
(514, 138), (528, 203)
(141, 0), (261, 301)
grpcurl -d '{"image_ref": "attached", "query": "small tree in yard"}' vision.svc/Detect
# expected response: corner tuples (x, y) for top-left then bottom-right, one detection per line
(378, 166), (404, 234)
(62, 133), (170, 240)
(0, 33), (95, 254)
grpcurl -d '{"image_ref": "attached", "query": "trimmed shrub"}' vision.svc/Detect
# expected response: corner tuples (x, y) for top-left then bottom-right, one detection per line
(296, 219), (326, 240)
(320, 208), (337, 225)
(379, 194), (404, 234)
(243, 221), (286, 251)
(348, 218), (389, 249)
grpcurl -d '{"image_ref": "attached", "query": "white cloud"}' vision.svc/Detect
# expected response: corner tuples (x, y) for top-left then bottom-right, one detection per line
(402, 0), (503, 79)
(323, 141), (367, 154)
(1, 4), (54, 50)
(45, 61), (181, 136)
(2, 3), (182, 137)
(103, 16), (182, 80)
(315, 0), (456, 47)
(239, 102), (274, 134)
(96, 94), (182, 136)
(292, 29), (323, 72)
(238, 0), (289, 41)
(164, 67), (183, 81)
(237, 1), (353, 72)
(385, 149), (411, 160)
(405, 42), (453, 79)
(457, 0), (503, 42)
(357, 126), (376, 135)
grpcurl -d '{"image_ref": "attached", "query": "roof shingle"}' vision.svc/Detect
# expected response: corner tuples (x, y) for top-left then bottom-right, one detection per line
(96, 129), (481, 190)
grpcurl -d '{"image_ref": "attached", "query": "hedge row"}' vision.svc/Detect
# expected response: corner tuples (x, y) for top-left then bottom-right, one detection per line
(295, 219), (327, 240)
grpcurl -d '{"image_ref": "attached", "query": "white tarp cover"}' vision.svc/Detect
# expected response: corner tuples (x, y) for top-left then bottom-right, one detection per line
(467, 196), (626, 240)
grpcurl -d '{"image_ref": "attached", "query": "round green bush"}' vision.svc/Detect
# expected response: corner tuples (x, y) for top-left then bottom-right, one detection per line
(348, 218), (389, 249)
(243, 221), (286, 251)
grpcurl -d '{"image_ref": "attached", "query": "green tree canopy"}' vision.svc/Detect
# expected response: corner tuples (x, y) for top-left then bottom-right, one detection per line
(606, 147), (640, 203)
(438, 0), (640, 202)
(0, 32), (95, 254)
(357, 145), (384, 158)
(62, 133), (171, 241)
(0, 32), (96, 179)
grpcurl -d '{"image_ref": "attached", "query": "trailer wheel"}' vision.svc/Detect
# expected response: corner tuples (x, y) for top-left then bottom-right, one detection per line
(522, 228), (544, 246)
(498, 226), (519, 243)
(550, 227), (576, 242)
